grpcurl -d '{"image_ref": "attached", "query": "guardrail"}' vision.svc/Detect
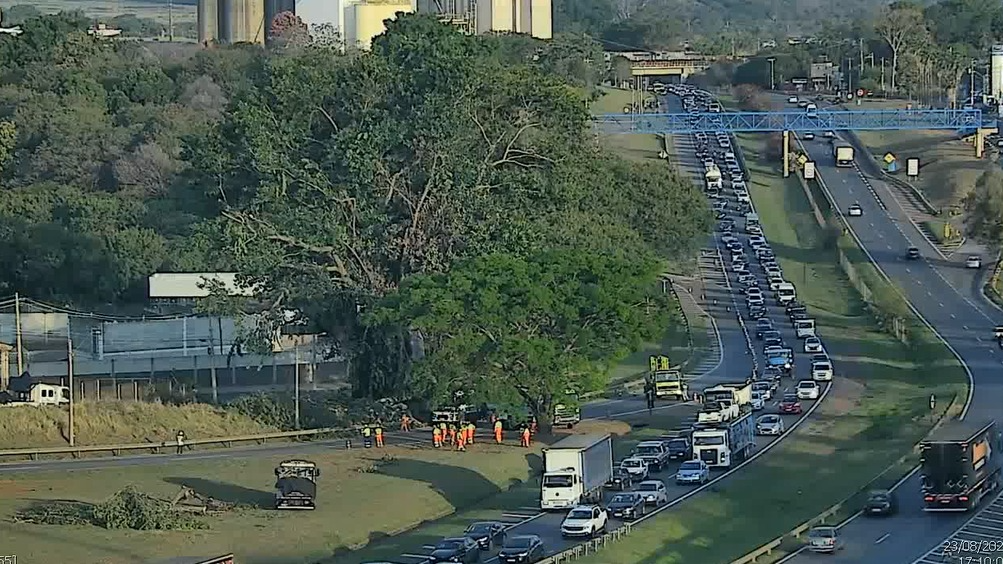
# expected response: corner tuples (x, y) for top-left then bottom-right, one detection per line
(538, 523), (634, 563)
(0, 426), (359, 461)
(731, 393), (960, 564)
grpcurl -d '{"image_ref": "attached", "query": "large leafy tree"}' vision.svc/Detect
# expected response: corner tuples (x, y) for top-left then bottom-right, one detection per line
(369, 250), (674, 431)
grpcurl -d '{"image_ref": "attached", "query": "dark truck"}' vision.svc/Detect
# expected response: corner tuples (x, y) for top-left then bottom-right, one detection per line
(274, 459), (320, 510)
(920, 419), (1001, 512)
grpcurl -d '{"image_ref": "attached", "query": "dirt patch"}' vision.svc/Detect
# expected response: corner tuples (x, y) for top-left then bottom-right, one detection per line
(824, 378), (865, 416)
(0, 479), (38, 498)
(560, 419), (632, 438)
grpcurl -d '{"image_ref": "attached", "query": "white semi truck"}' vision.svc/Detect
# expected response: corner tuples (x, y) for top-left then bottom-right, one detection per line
(540, 434), (613, 510)
(692, 413), (756, 468)
(697, 381), (753, 423)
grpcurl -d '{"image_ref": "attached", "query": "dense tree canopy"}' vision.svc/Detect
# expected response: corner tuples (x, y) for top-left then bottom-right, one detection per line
(0, 12), (710, 412)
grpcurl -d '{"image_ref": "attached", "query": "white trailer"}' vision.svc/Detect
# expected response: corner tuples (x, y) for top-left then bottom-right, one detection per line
(541, 434), (613, 510)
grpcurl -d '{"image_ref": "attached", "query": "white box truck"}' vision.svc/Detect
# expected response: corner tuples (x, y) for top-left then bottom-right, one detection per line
(540, 434), (613, 510)
(692, 413), (756, 468)
(705, 163), (722, 192)
(833, 143), (854, 167)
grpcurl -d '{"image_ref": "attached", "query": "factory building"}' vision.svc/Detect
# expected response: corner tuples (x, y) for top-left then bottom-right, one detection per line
(420, 0), (550, 38)
(992, 45), (1003, 105)
(198, 0), (266, 45)
(344, 2), (414, 50)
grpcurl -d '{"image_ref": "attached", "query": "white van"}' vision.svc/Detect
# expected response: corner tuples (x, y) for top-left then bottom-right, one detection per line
(805, 103), (818, 117)
(776, 282), (796, 304)
(795, 318), (816, 339)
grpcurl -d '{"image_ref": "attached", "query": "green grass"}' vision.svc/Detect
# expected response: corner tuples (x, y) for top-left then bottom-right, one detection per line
(0, 400), (277, 450)
(575, 133), (968, 564)
(591, 87), (665, 162)
(852, 99), (988, 208)
(0, 432), (548, 563)
(337, 409), (693, 564)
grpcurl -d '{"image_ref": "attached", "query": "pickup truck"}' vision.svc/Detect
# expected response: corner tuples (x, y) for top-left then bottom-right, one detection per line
(633, 440), (671, 472)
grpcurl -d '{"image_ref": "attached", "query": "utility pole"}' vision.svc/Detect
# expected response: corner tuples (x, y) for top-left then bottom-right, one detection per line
(859, 38), (864, 72)
(168, 0), (174, 41)
(970, 64), (976, 107)
(294, 344), (301, 429)
(14, 292), (23, 376)
(881, 58), (886, 93)
(767, 57), (776, 90)
(847, 58), (853, 95)
(207, 319), (218, 403)
(67, 336), (75, 447)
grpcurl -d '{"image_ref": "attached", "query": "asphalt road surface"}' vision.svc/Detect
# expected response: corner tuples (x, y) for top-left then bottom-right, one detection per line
(779, 124), (1003, 563)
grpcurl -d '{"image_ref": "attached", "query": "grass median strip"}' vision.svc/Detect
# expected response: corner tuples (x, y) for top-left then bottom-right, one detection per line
(574, 133), (967, 564)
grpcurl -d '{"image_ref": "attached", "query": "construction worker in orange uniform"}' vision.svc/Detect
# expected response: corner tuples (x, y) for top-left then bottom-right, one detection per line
(400, 414), (411, 432)
(494, 419), (504, 444)
(374, 423), (384, 447)
(456, 428), (467, 451)
(466, 422), (475, 444)
(433, 426), (443, 447)
(521, 426), (531, 447)
(448, 424), (457, 446)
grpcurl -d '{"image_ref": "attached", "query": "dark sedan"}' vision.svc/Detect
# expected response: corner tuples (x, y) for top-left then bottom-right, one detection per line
(498, 534), (546, 563)
(864, 489), (898, 516)
(429, 537), (481, 563)
(465, 521), (506, 550)
(604, 467), (634, 491)
(606, 492), (646, 521)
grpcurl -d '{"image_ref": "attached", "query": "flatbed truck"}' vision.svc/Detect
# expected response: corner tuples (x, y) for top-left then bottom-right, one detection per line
(921, 419), (1001, 511)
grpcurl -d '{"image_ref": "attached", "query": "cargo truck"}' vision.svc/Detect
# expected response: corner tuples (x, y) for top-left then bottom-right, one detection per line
(833, 143), (854, 167)
(920, 419), (1001, 512)
(541, 434), (614, 510)
(705, 164), (722, 191)
(700, 381), (753, 414)
(653, 370), (688, 400)
(692, 413), (756, 468)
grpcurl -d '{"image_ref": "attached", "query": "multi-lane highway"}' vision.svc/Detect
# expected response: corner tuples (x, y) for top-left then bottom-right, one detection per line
(779, 117), (1003, 563)
(357, 87), (835, 564)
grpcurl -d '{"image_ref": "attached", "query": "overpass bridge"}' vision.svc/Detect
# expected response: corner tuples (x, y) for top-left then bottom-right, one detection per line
(624, 58), (713, 78)
(595, 108), (998, 175)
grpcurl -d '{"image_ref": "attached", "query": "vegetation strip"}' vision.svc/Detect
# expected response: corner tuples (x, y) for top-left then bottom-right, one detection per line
(573, 132), (966, 564)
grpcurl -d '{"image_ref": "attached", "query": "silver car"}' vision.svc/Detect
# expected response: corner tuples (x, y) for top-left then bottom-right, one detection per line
(756, 414), (784, 436)
(807, 526), (844, 553)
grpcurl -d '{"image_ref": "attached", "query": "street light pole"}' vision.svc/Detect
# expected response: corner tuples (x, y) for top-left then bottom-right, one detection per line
(294, 344), (301, 430)
(767, 57), (776, 90)
(67, 336), (75, 447)
(970, 60), (976, 107)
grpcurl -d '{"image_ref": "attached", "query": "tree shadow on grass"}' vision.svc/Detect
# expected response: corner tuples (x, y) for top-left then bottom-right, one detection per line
(162, 477), (273, 509)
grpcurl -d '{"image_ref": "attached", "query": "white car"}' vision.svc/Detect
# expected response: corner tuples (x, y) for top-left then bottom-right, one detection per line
(733, 262), (749, 274)
(747, 224), (763, 235)
(796, 380), (820, 400)
(735, 189), (751, 204)
(803, 336), (824, 354)
(747, 293), (765, 307)
(811, 360), (833, 381)
(788, 96), (799, 104)
(848, 203), (863, 217)
(675, 459), (710, 485)
(748, 235), (767, 249)
(739, 274), (758, 287)
(966, 255), (982, 269)
(750, 391), (766, 411)
(635, 480), (669, 506)
(752, 380), (773, 400)
(561, 505), (609, 538)
(756, 414), (785, 435)
(619, 457), (649, 479)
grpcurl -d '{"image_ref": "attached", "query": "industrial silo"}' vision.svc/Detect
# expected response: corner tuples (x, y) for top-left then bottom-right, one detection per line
(217, 0), (234, 43)
(244, 0), (266, 44)
(197, 0), (218, 44)
(992, 45), (1003, 104)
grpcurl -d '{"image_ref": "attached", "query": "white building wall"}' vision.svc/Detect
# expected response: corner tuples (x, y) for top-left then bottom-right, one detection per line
(991, 45), (1003, 103)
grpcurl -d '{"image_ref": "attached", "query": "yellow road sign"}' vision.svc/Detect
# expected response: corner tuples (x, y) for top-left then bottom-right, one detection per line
(797, 154), (808, 165)
(884, 152), (896, 164)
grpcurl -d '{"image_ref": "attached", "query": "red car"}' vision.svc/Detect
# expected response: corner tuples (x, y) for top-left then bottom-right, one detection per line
(779, 393), (802, 414)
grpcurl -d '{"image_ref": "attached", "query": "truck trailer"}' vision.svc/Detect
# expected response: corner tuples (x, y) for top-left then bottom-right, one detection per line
(692, 413), (756, 468)
(920, 419), (1001, 512)
(833, 143), (854, 167)
(540, 434), (613, 510)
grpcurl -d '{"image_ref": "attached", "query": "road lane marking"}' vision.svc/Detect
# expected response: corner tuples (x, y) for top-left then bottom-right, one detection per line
(875, 533), (890, 544)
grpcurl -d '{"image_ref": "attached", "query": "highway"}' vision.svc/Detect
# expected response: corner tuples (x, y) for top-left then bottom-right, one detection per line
(779, 123), (1003, 563)
(368, 87), (834, 564)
